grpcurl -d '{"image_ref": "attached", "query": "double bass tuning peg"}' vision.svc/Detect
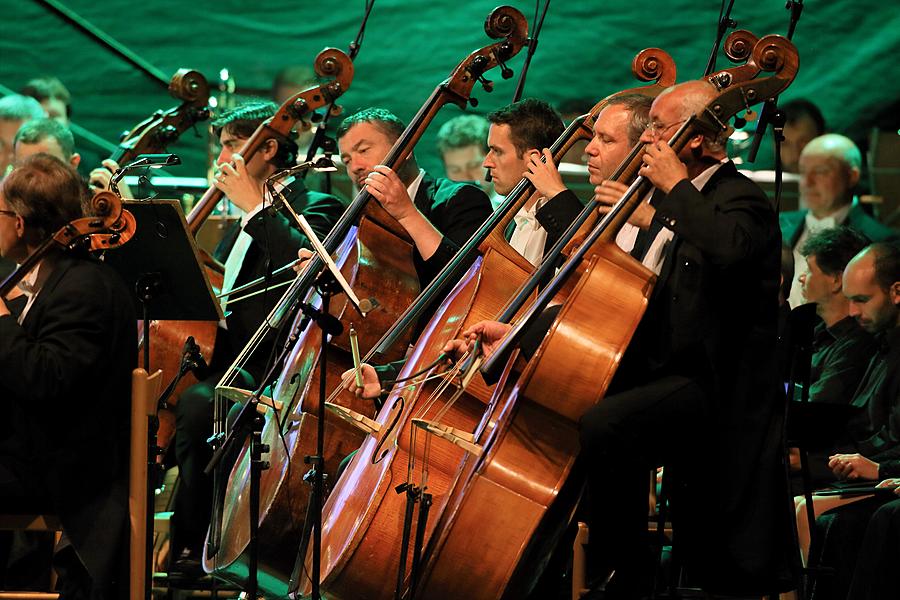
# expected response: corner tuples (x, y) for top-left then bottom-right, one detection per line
(477, 74), (494, 93)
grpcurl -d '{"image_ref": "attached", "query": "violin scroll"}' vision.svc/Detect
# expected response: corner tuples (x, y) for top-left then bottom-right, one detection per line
(631, 48), (676, 86)
(313, 47), (355, 95)
(723, 30), (759, 63)
(168, 69), (210, 104)
(752, 34), (795, 73)
(484, 5), (528, 41)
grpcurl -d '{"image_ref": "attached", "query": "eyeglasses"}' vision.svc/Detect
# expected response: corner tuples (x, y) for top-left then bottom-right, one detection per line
(645, 120), (686, 137)
(0, 209), (18, 219)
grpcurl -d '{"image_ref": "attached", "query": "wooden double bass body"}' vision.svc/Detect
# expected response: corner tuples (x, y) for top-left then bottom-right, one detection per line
(205, 8), (529, 594)
(297, 48), (678, 600)
(415, 36), (800, 600)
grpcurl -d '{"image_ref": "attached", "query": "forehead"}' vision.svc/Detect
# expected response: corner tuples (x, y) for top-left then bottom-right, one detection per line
(16, 137), (65, 161)
(487, 123), (515, 147)
(594, 104), (631, 135)
(339, 121), (394, 147)
(219, 129), (248, 145)
(798, 152), (843, 169)
(443, 144), (484, 165)
(843, 257), (878, 293)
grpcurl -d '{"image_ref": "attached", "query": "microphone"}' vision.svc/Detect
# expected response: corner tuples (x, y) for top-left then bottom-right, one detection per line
(273, 156), (338, 179)
(125, 153), (181, 168)
(109, 153), (181, 194)
(484, 167), (493, 183)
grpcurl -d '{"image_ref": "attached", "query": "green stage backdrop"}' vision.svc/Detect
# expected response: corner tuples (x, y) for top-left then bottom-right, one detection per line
(2, 0), (899, 182)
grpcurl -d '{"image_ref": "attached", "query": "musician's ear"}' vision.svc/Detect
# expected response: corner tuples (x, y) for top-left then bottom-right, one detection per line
(261, 138), (279, 162)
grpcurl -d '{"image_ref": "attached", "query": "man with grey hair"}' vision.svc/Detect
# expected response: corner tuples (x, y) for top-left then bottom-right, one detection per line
(782, 133), (898, 307)
(0, 94), (46, 180)
(520, 93), (651, 265)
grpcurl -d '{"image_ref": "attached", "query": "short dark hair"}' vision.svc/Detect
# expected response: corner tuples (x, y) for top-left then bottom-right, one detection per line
(782, 99), (826, 136)
(14, 118), (75, 158)
(487, 98), (564, 157)
(1, 153), (85, 240)
(336, 108), (406, 143)
(435, 114), (489, 156)
(606, 94), (653, 147)
(800, 226), (870, 276)
(869, 241), (900, 293)
(211, 100), (298, 168)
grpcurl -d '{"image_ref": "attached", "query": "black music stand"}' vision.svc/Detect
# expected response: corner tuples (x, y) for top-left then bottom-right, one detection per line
(103, 199), (222, 599)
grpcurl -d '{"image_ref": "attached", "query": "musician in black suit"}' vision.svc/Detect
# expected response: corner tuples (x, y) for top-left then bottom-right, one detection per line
(521, 94), (652, 265)
(410, 81), (792, 598)
(0, 154), (136, 599)
(170, 101), (344, 568)
(781, 133), (897, 308)
(335, 108), (492, 287)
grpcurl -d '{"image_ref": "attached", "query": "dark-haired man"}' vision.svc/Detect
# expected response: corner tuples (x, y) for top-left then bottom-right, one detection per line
(0, 154), (136, 599)
(170, 100), (344, 567)
(799, 241), (900, 600)
(798, 227), (877, 405)
(336, 107), (492, 286)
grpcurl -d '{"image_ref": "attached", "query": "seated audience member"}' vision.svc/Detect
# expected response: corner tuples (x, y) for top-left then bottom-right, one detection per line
(844, 484), (900, 600)
(798, 227), (877, 405)
(801, 241), (900, 600)
(780, 98), (826, 174)
(20, 77), (71, 125)
(782, 134), (898, 308)
(435, 114), (491, 194)
(0, 154), (136, 599)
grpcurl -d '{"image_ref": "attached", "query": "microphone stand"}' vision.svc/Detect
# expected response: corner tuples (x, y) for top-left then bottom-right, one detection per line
(703, 0), (737, 77)
(510, 0), (550, 102)
(746, 0), (803, 164)
(301, 0), (375, 195)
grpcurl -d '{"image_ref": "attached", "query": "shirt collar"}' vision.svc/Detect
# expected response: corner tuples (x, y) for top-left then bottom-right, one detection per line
(690, 158), (728, 191)
(406, 169), (426, 202)
(805, 201), (853, 232)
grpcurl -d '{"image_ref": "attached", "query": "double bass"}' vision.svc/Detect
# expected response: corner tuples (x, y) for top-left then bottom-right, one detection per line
(148, 48), (353, 451)
(298, 47), (677, 600)
(205, 7), (528, 595)
(302, 29), (767, 600)
(415, 36), (799, 599)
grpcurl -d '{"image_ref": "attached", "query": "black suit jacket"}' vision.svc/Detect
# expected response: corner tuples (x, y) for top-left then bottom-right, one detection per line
(780, 203), (898, 248)
(0, 252), (137, 592)
(213, 179), (344, 377)
(619, 161), (791, 590)
(409, 172), (493, 287)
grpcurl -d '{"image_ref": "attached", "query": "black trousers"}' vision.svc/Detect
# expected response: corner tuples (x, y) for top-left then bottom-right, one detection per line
(844, 497), (900, 600)
(578, 375), (706, 594)
(171, 369), (253, 559)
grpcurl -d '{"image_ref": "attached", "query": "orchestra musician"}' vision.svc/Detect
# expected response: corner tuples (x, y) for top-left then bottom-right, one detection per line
(349, 80), (793, 597)
(334, 107), (493, 287)
(0, 154), (136, 599)
(169, 100), (345, 574)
